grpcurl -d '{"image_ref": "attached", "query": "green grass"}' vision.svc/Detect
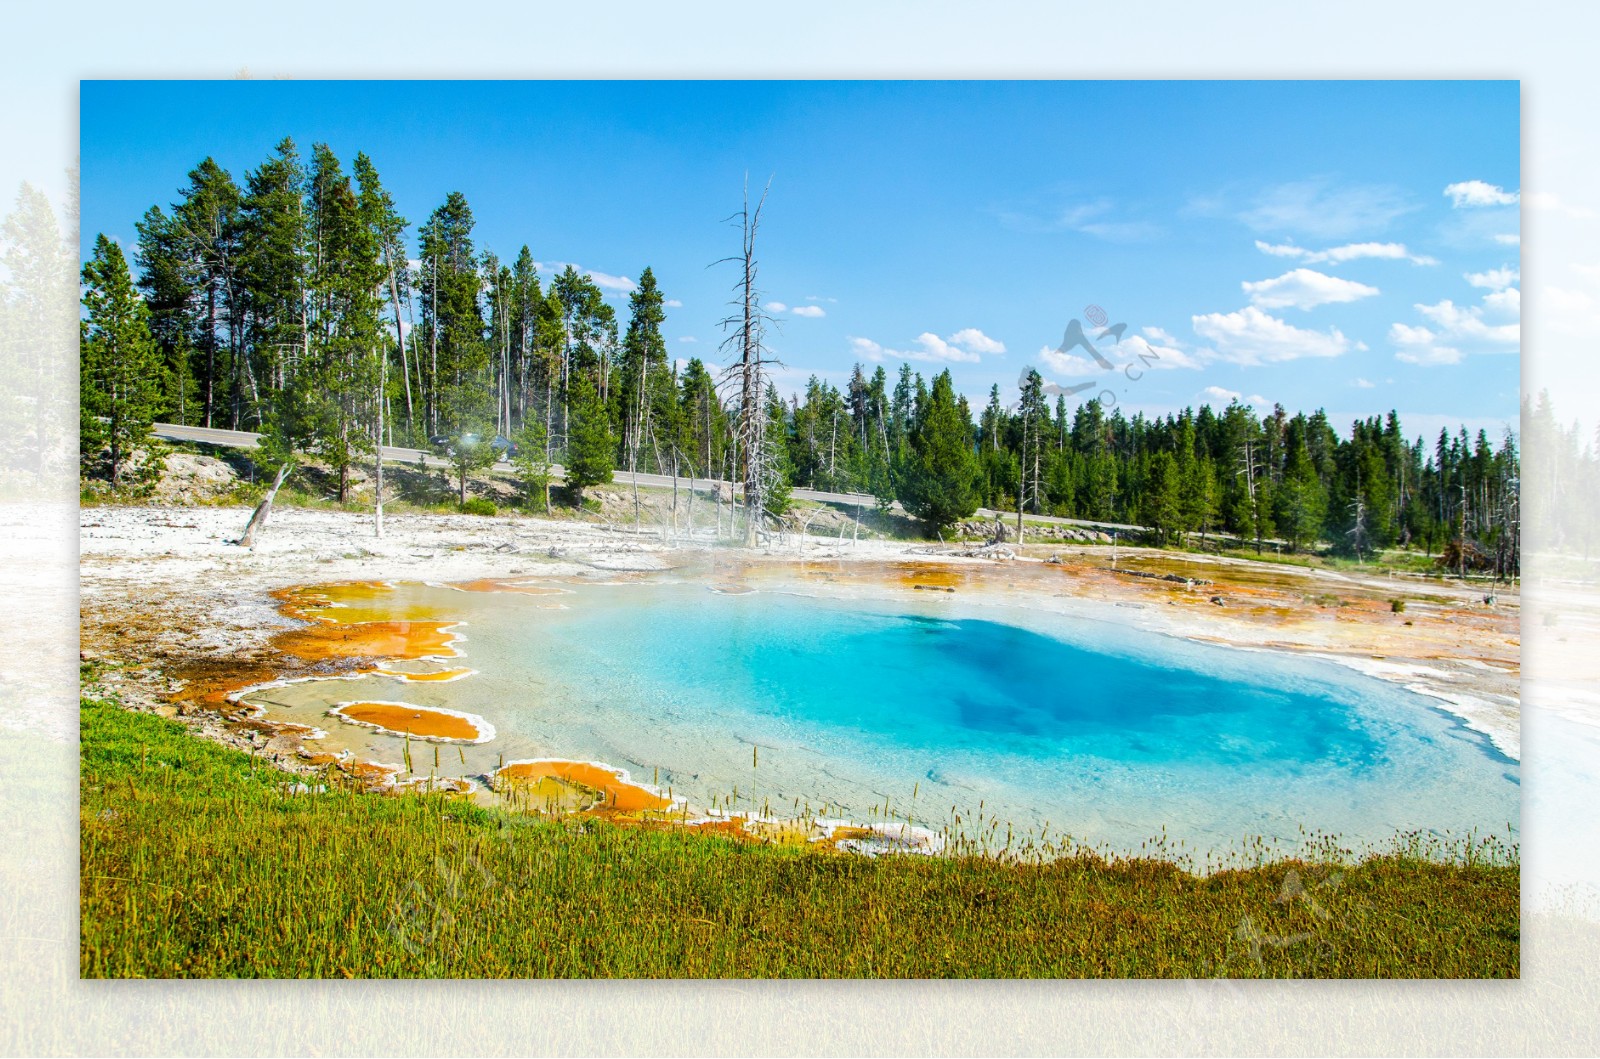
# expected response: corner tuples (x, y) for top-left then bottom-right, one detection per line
(79, 697), (1519, 979)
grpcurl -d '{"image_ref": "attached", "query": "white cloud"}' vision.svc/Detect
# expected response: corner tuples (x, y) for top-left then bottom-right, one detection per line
(664, 298), (683, 308)
(1038, 344), (1102, 376)
(1191, 306), (1356, 365)
(676, 335), (697, 344)
(1238, 179), (1414, 238)
(1465, 267), (1519, 291)
(1353, 377), (1375, 389)
(1129, 332), (1204, 370)
(537, 260), (638, 294)
(1197, 385), (1268, 409)
(1242, 267), (1380, 310)
(851, 328), (1003, 365)
(790, 305), (826, 318)
(947, 327), (1005, 355)
(1035, 328), (1201, 378)
(1390, 285), (1519, 366)
(1483, 287), (1521, 315)
(1253, 239), (1436, 266)
(1445, 180), (1520, 208)
(1417, 297), (1519, 341)
(849, 336), (885, 361)
(578, 269), (634, 293)
(1494, 233), (1520, 246)
(765, 300), (788, 313)
(1390, 323), (1464, 366)
(910, 332), (981, 363)
(805, 295), (838, 303)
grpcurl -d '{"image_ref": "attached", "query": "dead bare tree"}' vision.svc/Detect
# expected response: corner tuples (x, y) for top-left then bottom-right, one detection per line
(381, 244), (413, 438)
(235, 461), (293, 550)
(714, 176), (782, 547)
(373, 313), (390, 538)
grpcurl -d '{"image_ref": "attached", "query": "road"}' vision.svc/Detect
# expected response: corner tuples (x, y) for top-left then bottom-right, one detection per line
(149, 422), (1150, 534)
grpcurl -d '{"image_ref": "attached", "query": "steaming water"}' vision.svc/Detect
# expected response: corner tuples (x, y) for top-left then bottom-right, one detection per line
(251, 579), (1519, 859)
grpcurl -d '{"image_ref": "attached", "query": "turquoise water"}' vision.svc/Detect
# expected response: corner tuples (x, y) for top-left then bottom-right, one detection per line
(255, 579), (1520, 859)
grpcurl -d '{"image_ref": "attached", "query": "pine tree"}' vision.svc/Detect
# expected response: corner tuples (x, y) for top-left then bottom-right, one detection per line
(304, 144), (382, 503)
(1084, 449), (1117, 520)
(418, 192), (488, 438)
(1141, 450), (1183, 544)
(551, 265), (612, 445)
(133, 205), (198, 422)
(511, 416), (554, 512)
(353, 151), (411, 446)
(445, 433), (498, 509)
(761, 381), (793, 517)
(506, 246), (543, 433)
(239, 138), (309, 433)
(897, 370), (980, 535)
(618, 266), (670, 472)
(170, 159), (243, 429)
(80, 234), (163, 490)
(564, 371), (615, 501)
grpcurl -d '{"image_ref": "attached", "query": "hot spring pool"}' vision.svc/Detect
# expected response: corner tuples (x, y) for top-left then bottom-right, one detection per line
(246, 577), (1520, 861)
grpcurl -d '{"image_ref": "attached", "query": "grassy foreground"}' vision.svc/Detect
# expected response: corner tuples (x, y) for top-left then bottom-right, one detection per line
(80, 698), (1519, 978)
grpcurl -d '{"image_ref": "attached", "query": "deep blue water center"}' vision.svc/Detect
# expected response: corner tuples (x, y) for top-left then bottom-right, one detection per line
(501, 587), (1393, 773)
(755, 611), (1376, 768)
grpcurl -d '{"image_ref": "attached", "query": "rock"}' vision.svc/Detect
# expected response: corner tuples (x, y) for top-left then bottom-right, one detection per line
(1210, 596), (1226, 606)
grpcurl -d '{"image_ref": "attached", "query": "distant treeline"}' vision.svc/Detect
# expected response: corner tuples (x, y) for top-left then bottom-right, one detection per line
(77, 138), (1518, 570)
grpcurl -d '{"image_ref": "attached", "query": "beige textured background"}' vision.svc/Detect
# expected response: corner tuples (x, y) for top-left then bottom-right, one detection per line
(4, 2), (1597, 1053)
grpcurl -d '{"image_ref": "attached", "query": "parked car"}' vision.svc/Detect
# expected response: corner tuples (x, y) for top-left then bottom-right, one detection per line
(490, 434), (519, 460)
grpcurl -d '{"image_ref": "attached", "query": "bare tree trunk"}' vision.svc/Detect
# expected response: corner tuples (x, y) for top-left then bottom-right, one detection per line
(430, 255), (439, 436)
(236, 463), (293, 550)
(375, 333), (386, 539)
(717, 179), (774, 548)
(632, 363), (643, 533)
(384, 249), (413, 438)
(686, 466), (696, 540)
(204, 284), (217, 428)
(545, 368), (555, 510)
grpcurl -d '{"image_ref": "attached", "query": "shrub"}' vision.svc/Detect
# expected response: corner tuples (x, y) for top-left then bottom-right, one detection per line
(1391, 599), (1406, 614)
(460, 497), (497, 516)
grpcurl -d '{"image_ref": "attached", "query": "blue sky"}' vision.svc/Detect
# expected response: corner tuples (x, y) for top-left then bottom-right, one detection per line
(80, 80), (1520, 443)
